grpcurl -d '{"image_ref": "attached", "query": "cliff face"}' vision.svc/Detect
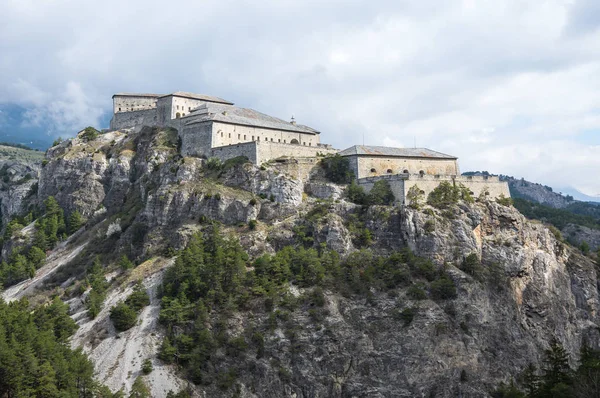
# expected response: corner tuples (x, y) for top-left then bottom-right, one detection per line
(5, 127), (599, 397)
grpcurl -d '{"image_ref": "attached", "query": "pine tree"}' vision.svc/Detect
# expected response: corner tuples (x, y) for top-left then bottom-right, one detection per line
(129, 377), (151, 398)
(36, 361), (60, 398)
(119, 255), (134, 271)
(68, 210), (84, 234)
(540, 338), (572, 394)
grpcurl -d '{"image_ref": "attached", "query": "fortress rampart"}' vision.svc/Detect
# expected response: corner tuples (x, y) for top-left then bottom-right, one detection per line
(358, 174), (510, 205)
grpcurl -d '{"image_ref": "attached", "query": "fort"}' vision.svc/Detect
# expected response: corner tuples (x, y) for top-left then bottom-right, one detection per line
(109, 91), (510, 205)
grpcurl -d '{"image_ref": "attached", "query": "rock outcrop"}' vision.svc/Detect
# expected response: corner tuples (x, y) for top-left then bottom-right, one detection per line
(4, 128), (599, 397)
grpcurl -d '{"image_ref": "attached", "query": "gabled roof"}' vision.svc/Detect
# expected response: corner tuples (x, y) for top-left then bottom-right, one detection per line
(160, 91), (234, 105)
(112, 93), (163, 98)
(338, 145), (457, 159)
(184, 103), (319, 134)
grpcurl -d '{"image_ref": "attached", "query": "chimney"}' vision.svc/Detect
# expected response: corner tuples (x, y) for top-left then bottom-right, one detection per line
(290, 116), (296, 125)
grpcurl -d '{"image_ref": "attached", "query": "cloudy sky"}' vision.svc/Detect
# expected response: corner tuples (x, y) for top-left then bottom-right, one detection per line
(1, 0), (599, 197)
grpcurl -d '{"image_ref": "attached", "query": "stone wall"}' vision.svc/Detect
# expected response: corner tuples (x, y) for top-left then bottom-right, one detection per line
(113, 96), (157, 113)
(357, 175), (406, 205)
(180, 121), (213, 158)
(212, 122), (321, 148)
(350, 156), (460, 179)
(210, 142), (258, 164)
(357, 174), (510, 206)
(255, 141), (336, 164)
(404, 175), (510, 202)
(110, 109), (158, 131)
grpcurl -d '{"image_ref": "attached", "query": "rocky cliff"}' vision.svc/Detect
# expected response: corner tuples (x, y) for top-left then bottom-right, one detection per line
(2, 128), (599, 397)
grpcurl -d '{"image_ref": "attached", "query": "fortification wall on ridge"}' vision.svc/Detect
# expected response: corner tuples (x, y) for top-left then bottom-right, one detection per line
(110, 109), (158, 131)
(180, 122), (213, 158)
(353, 156), (459, 179)
(210, 142), (258, 164)
(113, 96), (157, 113)
(357, 174), (406, 205)
(357, 174), (510, 206)
(255, 141), (336, 164)
(404, 175), (510, 202)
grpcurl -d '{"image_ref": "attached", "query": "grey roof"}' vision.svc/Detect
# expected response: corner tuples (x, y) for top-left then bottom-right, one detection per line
(112, 93), (163, 98)
(338, 145), (457, 159)
(183, 103), (319, 134)
(160, 91), (234, 105)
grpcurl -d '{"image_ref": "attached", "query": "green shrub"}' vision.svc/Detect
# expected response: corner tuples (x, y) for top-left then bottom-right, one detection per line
(398, 307), (418, 326)
(424, 220), (435, 233)
(248, 220), (258, 230)
(321, 154), (355, 184)
(496, 194), (513, 207)
(249, 198), (257, 206)
(430, 275), (457, 300)
(110, 303), (138, 331)
(460, 253), (481, 277)
(142, 359), (153, 374)
(407, 284), (427, 300)
(345, 181), (367, 204)
(119, 254), (134, 270)
(205, 157), (223, 171)
(427, 181), (459, 209)
(407, 185), (424, 209)
(367, 180), (395, 205)
(80, 127), (100, 142)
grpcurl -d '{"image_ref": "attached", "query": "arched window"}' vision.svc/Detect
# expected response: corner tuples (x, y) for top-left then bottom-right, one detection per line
(290, 139), (299, 144)
(220, 131), (223, 137)
(419, 170), (425, 176)
(176, 112), (181, 118)
(387, 169), (393, 173)
(403, 169), (409, 173)
(370, 168), (376, 173)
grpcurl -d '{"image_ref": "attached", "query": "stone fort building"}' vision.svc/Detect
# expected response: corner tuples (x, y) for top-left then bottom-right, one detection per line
(109, 91), (509, 205)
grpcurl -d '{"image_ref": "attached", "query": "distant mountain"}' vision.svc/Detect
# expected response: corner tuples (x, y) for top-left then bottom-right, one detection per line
(557, 186), (600, 203)
(0, 104), (55, 150)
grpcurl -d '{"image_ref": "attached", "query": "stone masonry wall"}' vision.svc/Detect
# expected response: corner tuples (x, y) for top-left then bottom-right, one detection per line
(180, 122), (213, 158)
(110, 109), (158, 131)
(358, 174), (510, 206)
(358, 175), (406, 205)
(353, 156), (460, 179)
(210, 142), (258, 164)
(212, 122), (321, 148)
(113, 96), (157, 113)
(255, 141), (336, 164)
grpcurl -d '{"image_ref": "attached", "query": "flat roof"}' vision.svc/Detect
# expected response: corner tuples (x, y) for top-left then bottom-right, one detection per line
(338, 145), (457, 159)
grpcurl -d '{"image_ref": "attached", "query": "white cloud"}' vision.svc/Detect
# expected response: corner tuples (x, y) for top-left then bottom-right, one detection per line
(0, 0), (598, 194)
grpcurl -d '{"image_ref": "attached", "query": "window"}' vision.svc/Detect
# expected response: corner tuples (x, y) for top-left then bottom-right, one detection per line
(238, 134), (240, 139)
(189, 107), (191, 111)
(284, 140), (286, 143)
(387, 169), (392, 173)
(419, 170), (425, 176)
(290, 139), (299, 144)
(403, 169), (409, 173)
(370, 168), (376, 173)
(278, 139), (281, 143)
(309, 142), (311, 146)
(257, 136), (260, 141)
(118, 107), (121, 111)
(244, 135), (247, 140)
(229, 133), (231, 138)
(221, 131), (223, 137)
(182, 113), (185, 116)
(271, 138), (273, 142)
(177, 105), (179, 110)
(252, 136), (255, 141)
(176, 112), (181, 118)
